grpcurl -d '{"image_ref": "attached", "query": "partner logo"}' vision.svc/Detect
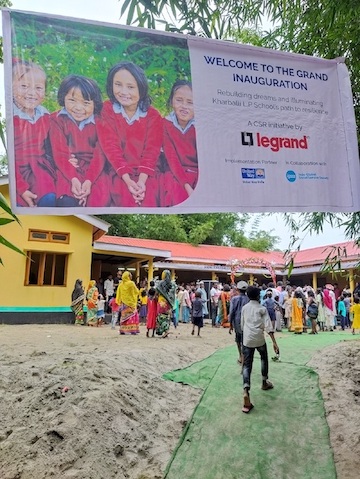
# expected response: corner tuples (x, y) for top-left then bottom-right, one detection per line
(286, 170), (297, 182)
(241, 168), (265, 179)
(241, 132), (308, 153)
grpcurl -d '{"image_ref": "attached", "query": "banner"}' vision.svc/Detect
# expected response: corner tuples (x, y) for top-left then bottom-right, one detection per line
(3, 9), (360, 214)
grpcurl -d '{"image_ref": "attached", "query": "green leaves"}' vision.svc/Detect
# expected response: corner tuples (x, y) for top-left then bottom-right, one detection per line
(96, 212), (279, 251)
(11, 13), (191, 116)
(0, 192), (25, 265)
(119, 0), (360, 131)
(0, 192), (19, 223)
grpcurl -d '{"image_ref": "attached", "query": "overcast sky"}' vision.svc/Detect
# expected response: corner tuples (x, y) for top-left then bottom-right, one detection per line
(0, 1), (350, 250)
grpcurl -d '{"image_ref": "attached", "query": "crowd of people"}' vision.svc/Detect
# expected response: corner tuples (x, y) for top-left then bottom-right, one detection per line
(71, 274), (360, 414)
(13, 59), (197, 208)
(71, 275), (360, 337)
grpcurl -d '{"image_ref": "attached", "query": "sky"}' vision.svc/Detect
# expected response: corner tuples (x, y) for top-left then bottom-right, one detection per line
(0, 0), (351, 250)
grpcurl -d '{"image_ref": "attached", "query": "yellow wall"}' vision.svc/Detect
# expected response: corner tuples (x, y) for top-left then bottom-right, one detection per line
(0, 184), (94, 309)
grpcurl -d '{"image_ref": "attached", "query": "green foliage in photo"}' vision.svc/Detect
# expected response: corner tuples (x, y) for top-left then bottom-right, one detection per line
(11, 12), (191, 115)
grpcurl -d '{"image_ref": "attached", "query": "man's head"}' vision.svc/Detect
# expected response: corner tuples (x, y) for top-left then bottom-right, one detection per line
(247, 286), (261, 301)
(237, 281), (248, 293)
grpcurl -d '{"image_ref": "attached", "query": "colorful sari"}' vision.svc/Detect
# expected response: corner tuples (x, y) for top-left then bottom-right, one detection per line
(116, 271), (140, 335)
(156, 296), (172, 336)
(218, 290), (231, 328)
(71, 279), (85, 325)
(156, 270), (176, 337)
(290, 297), (304, 333)
(86, 280), (99, 326)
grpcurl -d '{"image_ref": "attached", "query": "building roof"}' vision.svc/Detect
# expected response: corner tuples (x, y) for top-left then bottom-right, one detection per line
(97, 236), (360, 269)
(289, 241), (360, 266)
(97, 236), (284, 265)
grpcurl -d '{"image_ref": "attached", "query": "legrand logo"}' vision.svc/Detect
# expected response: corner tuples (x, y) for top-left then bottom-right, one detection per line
(241, 132), (308, 153)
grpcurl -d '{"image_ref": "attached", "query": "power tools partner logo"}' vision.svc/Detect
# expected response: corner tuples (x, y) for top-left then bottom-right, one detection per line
(241, 132), (308, 153)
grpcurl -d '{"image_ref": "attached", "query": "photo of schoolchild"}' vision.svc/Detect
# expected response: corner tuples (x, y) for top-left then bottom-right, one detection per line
(160, 80), (198, 206)
(49, 74), (110, 207)
(8, 12), (192, 212)
(98, 61), (162, 207)
(12, 60), (57, 207)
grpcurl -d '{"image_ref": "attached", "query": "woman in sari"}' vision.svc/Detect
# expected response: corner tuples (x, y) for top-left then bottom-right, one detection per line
(290, 290), (305, 334)
(156, 269), (176, 338)
(323, 287), (336, 331)
(71, 279), (85, 325)
(86, 280), (99, 326)
(218, 284), (231, 328)
(116, 271), (140, 335)
(316, 288), (326, 331)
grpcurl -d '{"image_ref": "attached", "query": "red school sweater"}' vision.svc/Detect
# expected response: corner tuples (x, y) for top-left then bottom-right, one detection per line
(49, 112), (106, 194)
(97, 101), (162, 178)
(13, 113), (55, 197)
(163, 117), (198, 187)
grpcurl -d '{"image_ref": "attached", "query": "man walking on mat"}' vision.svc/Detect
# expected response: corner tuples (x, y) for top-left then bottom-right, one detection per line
(229, 280), (249, 365)
(241, 286), (277, 413)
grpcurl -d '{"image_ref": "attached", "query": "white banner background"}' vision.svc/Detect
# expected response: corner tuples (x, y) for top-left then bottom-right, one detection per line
(3, 10), (360, 214)
(186, 37), (360, 212)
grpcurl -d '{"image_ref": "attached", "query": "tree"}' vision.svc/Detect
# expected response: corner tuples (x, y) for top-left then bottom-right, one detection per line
(121, 0), (360, 266)
(0, 114), (23, 263)
(98, 212), (279, 249)
(0, 0), (12, 63)
(0, 192), (25, 265)
(122, 0), (360, 129)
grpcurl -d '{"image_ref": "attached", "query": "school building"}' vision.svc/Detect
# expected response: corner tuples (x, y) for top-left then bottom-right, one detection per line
(1, 176), (359, 324)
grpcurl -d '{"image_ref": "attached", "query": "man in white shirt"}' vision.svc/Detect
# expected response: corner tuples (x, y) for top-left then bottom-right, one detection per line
(240, 286), (275, 413)
(210, 282), (221, 327)
(104, 274), (114, 302)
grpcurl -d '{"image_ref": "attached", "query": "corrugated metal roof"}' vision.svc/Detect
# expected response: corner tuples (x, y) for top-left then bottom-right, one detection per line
(97, 236), (359, 268)
(290, 241), (359, 265)
(98, 236), (284, 264)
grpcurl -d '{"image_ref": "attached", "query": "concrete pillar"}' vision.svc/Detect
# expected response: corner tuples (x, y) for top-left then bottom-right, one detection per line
(249, 273), (254, 285)
(212, 271), (217, 281)
(349, 269), (355, 294)
(312, 272), (317, 291)
(135, 262), (141, 285)
(147, 258), (154, 283)
(171, 269), (176, 281)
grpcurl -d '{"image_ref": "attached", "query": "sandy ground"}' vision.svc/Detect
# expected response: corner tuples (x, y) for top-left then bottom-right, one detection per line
(0, 322), (359, 479)
(308, 341), (360, 479)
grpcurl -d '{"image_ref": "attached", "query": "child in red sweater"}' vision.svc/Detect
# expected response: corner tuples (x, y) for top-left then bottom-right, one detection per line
(49, 75), (110, 207)
(12, 60), (56, 207)
(97, 61), (162, 207)
(161, 80), (198, 207)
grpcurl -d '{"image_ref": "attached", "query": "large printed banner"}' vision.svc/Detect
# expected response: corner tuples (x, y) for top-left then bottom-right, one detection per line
(3, 9), (360, 214)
